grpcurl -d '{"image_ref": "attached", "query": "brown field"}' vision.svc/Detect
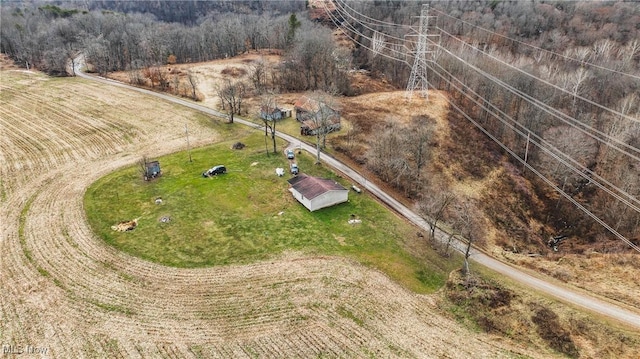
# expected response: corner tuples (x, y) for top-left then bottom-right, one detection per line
(0, 65), (551, 357)
(2, 53), (639, 358)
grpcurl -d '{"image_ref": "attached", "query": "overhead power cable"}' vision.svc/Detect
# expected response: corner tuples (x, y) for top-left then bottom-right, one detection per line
(427, 56), (640, 213)
(324, 2), (409, 64)
(434, 30), (640, 163)
(430, 6), (640, 81)
(438, 28), (640, 125)
(334, 0), (413, 30)
(427, 76), (640, 253)
(328, 1), (640, 251)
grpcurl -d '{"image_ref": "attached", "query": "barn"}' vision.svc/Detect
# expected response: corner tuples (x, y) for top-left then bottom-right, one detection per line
(287, 174), (348, 212)
(294, 96), (341, 136)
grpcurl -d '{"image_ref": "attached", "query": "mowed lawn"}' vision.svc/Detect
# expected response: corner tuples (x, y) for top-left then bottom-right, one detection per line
(85, 131), (460, 293)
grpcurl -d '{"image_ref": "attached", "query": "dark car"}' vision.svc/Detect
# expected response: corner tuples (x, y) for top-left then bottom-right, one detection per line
(286, 149), (295, 159)
(203, 165), (227, 177)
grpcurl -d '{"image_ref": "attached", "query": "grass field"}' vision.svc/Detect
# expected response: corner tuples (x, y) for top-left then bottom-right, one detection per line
(85, 130), (461, 293)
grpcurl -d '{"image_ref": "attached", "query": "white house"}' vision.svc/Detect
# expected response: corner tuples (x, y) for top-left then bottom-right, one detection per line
(287, 174), (348, 212)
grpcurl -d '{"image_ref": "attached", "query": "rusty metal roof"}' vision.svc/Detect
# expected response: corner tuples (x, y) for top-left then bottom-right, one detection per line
(287, 174), (347, 199)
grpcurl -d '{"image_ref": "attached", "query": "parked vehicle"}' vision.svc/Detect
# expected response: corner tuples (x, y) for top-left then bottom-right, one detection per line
(290, 163), (299, 175)
(203, 165), (227, 177)
(286, 149), (295, 159)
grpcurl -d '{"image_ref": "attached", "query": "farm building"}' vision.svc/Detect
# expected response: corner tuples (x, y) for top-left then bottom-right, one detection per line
(259, 105), (292, 121)
(300, 119), (342, 136)
(294, 96), (341, 136)
(287, 174), (348, 212)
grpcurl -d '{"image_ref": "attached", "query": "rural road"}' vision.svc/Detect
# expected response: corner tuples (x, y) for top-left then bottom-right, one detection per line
(75, 61), (640, 331)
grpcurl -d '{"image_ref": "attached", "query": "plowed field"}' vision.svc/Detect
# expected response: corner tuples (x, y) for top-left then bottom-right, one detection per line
(0, 69), (545, 357)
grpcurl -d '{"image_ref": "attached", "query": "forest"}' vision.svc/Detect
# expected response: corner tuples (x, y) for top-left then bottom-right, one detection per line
(1, 0), (638, 252)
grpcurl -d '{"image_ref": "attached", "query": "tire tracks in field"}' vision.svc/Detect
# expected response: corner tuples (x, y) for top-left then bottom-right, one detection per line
(0, 66), (604, 358)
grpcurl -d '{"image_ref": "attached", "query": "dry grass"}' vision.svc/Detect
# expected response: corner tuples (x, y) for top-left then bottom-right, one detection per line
(4, 52), (639, 357)
(1, 61), (548, 358)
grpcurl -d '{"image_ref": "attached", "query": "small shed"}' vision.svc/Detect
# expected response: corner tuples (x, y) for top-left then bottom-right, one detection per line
(144, 160), (161, 180)
(260, 106), (292, 121)
(287, 174), (348, 212)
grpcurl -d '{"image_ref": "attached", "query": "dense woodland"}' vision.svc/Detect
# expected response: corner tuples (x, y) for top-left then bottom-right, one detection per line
(1, 0), (638, 252)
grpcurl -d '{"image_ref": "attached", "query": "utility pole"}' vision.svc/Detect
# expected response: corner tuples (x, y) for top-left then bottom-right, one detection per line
(185, 124), (192, 162)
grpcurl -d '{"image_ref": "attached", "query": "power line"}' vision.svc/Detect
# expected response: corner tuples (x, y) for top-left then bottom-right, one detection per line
(428, 79), (640, 253)
(437, 28), (640, 125)
(330, 2), (640, 163)
(427, 57), (640, 213)
(323, 2), (409, 64)
(334, 0), (413, 30)
(434, 31), (640, 163)
(430, 7), (640, 81)
(421, 57), (640, 251)
(328, 1), (410, 62)
(331, 1), (640, 251)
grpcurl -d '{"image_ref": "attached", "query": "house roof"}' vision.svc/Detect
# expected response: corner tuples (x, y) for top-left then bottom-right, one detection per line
(287, 174), (347, 200)
(294, 96), (320, 113)
(145, 161), (160, 169)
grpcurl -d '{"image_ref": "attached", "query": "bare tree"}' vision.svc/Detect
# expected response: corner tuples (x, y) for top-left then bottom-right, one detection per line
(308, 91), (340, 164)
(249, 59), (269, 94)
(417, 190), (455, 243)
(406, 115), (435, 194)
(366, 121), (410, 187)
(138, 155), (149, 181)
(453, 200), (484, 276)
(260, 94), (279, 154)
(217, 79), (247, 123)
(536, 125), (598, 193)
(186, 70), (199, 100)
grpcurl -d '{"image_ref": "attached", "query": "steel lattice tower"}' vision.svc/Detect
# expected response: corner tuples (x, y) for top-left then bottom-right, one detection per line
(406, 5), (439, 100)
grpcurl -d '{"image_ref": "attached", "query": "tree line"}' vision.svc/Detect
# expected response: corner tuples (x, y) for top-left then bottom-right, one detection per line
(2, 0), (638, 248)
(1, 1), (350, 94)
(336, 0), (639, 247)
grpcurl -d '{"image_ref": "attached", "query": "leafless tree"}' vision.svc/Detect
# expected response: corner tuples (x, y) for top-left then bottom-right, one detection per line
(309, 90), (340, 164)
(406, 115), (435, 193)
(417, 190), (455, 243)
(453, 200), (484, 276)
(536, 125), (598, 193)
(249, 59), (268, 94)
(260, 94), (279, 154)
(186, 70), (199, 100)
(217, 79), (247, 124)
(138, 155), (149, 181)
(366, 121), (410, 188)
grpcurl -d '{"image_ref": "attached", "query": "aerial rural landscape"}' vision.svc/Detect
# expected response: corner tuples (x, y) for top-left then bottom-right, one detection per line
(1, 0), (639, 358)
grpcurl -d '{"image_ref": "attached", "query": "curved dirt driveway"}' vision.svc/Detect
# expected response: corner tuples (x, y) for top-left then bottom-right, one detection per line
(0, 68), (548, 356)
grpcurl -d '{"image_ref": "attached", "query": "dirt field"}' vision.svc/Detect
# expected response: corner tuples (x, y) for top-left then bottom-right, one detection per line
(0, 65), (559, 357)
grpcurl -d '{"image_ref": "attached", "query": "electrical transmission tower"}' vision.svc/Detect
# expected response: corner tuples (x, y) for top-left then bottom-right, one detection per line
(405, 4), (439, 100)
